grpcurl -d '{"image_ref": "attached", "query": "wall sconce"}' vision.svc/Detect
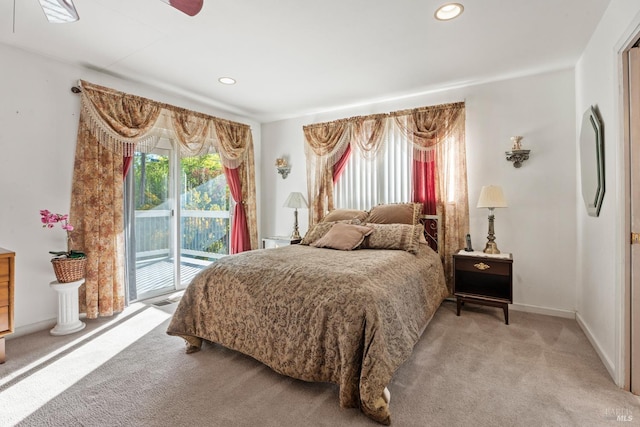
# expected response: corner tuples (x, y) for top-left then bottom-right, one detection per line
(275, 158), (291, 179)
(505, 136), (531, 168)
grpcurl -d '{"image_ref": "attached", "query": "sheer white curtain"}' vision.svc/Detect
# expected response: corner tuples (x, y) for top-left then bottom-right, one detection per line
(334, 118), (412, 210)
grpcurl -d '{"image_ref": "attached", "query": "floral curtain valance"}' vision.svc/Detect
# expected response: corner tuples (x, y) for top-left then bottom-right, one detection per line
(303, 102), (464, 160)
(303, 102), (465, 224)
(79, 80), (252, 168)
(80, 82), (162, 156)
(352, 114), (387, 160)
(303, 119), (352, 165)
(72, 81), (259, 319)
(392, 103), (464, 148)
(303, 102), (467, 292)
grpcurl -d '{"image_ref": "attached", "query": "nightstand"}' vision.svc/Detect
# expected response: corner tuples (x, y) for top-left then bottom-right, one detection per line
(262, 236), (301, 249)
(453, 251), (513, 324)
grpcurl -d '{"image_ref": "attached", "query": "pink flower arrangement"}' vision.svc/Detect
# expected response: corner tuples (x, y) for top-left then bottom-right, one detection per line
(40, 210), (86, 259)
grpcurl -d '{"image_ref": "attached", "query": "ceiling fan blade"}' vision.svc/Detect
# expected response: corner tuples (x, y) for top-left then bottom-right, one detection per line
(38, 0), (79, 23)
(159, 0), (204, 17)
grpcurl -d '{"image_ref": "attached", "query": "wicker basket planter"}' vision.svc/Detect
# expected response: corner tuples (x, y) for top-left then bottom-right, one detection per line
(51, 257), (87, 283)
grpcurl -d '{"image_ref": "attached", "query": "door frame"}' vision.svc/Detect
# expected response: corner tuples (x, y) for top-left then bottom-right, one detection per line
(125, 145), (180, 303)
(622, 34), (640, 394)
(124, 141), (234, 303)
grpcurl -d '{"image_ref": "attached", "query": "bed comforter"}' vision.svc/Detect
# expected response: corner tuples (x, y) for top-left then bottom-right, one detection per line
(166, 242), (447, 424)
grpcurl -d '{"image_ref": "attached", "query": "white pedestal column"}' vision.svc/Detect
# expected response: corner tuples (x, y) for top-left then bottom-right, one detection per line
(49, 279), (86, 336)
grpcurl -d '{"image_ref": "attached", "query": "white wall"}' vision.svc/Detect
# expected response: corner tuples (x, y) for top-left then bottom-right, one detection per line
(0, 43), (261, 334)
(575, 0), (640, 385)
(6, 8), (630, 385)
(261, 69), (577, 317)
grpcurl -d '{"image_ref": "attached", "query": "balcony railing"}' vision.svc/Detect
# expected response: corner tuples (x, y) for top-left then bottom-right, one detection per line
(135, 209), (230, 262)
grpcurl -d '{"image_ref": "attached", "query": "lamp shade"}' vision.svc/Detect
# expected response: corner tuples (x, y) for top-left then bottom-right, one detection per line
(477, 185), (507, 208)
(283, 192), (308, 209)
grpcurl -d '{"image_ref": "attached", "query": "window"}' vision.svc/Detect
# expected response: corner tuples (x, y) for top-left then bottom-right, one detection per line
(305, 102), (466, 293)
(334, 119), (412, 209)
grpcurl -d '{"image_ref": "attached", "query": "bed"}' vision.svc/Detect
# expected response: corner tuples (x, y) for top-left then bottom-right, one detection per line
(166, 205), (448, 425)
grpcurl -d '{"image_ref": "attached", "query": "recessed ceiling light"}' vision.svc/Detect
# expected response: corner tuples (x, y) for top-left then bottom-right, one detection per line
(434, 3), (464, 21)
(218, 77), (236, 85)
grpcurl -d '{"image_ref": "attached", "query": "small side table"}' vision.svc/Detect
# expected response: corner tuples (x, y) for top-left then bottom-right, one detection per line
(453, 251), (513, 324)
(262, 236), (302, 249)
(49, 279), (86, 336)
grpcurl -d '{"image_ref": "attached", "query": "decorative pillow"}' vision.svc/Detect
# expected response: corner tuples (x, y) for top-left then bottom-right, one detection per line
(361, 223), (421, 254)
(300, 219), (362, 245)
(311, 223), (374, 251)
(300, 221), (336, 245)
(366, 203), (421, 225)
(321, 208), (368, 223)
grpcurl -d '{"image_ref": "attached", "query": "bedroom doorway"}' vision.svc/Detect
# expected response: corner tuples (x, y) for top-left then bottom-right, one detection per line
(124, 138), (232, 302)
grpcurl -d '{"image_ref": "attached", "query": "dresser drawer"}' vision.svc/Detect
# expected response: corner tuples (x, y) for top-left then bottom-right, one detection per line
(0, 283), (7, 307)
(0, 306), (8, 333)
(0, 258), (9, 281)
(454, 256), (510, 276)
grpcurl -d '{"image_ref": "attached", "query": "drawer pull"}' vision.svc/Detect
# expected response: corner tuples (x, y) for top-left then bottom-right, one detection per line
(474, 262), (491, 271)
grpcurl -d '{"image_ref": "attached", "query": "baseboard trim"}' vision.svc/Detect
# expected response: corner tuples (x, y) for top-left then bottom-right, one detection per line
(7, 312), (90, 340)
(7, 318), (57, 340)
(576, 312), (617, 382)
(510, 302), (576, 319)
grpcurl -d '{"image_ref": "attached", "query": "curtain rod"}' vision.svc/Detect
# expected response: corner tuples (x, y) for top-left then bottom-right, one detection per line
(71, 86), (82, 94)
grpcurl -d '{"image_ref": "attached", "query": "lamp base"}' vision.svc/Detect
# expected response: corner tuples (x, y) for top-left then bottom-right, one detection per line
(483, 241), (500, 254)
(483, 210), (501, 254)
(291, 208), (301, 240)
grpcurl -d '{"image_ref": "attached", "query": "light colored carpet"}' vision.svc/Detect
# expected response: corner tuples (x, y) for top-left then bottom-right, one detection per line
(1, 300), (638, 426)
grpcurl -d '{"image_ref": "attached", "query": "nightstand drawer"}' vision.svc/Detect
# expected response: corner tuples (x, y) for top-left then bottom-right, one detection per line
(0, 258), (9, 281)
(0, 249), (15, 360)
(453, 257), (510, 276)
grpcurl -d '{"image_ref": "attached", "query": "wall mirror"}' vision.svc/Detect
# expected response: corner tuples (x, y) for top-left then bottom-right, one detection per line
(579, 106), (605, 217)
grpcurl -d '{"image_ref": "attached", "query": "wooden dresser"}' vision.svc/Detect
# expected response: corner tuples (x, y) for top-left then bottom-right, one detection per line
(0, 248), (15, 363)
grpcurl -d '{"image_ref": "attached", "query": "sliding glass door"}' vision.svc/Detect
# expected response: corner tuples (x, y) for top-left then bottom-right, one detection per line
(178, 154), (231, 288)
(125, 139), (230, 302)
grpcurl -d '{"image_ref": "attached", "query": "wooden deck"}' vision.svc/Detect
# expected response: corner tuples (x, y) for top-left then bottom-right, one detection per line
(133, 257), (213, 300)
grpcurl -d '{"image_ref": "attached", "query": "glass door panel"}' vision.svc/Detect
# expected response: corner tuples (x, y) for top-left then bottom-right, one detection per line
(132, 148), (177, 300)
(125, 147), (231, 301)
(178, 153), (230, 287)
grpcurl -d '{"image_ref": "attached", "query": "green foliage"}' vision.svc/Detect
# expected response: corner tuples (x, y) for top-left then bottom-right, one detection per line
(134, 152), (228, 210)
(134, 153), (169, 210)
(181, 155), (223, 188)
(133, 151), (230, 257)
(49, 250), (86, 259)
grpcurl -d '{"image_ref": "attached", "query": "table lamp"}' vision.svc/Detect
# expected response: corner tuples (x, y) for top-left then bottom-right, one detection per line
(477, 185), (508, 254)
(283, 192), (308, 240)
